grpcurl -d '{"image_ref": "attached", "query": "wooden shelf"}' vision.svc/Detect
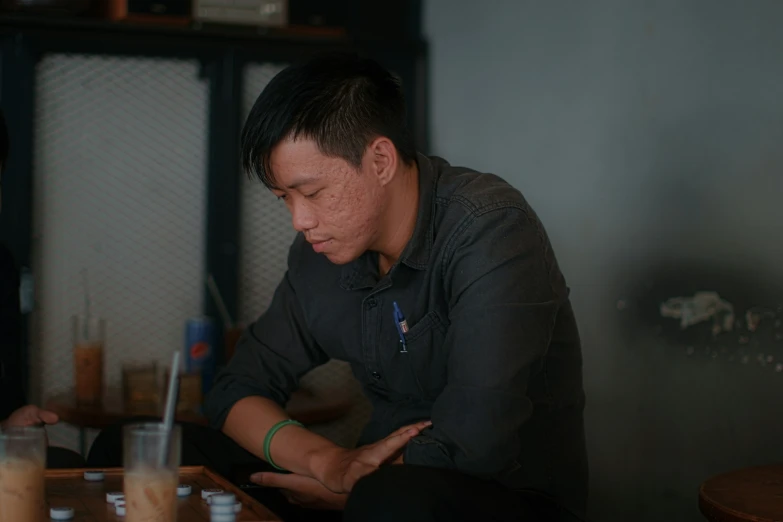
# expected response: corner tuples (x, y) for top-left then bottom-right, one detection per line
(0, 12), (344, 42)
(0, 13), (425, 57)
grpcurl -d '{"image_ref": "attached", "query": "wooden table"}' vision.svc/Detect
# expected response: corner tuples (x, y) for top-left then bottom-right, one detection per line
(45, 465), (280, 521)
(46, 388), (353, 455)
(699, 464), (783, 521)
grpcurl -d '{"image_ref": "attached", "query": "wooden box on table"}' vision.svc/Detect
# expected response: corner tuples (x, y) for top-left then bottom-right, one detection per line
(45, 465), (281, 521)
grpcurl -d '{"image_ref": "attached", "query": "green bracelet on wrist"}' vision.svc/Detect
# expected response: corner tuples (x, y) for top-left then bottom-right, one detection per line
(263, 419), (304, 471)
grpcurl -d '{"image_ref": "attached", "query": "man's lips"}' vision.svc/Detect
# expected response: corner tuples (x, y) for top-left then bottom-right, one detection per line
(308, 238), (331, 252)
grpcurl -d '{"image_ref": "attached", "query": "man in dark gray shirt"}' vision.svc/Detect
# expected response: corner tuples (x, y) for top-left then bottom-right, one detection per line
(204, 53), (588, 522)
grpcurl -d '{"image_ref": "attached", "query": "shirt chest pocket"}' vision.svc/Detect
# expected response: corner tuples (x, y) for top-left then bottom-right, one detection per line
(383, 310), (448, 399)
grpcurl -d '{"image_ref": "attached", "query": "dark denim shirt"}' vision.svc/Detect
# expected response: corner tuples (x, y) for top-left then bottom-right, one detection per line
(205, 153), (588, 515)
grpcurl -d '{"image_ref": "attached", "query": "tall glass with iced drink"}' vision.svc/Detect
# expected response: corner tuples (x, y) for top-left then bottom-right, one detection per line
(123, 423), (181, 522)
(0, 426), (47, 522)
(72, 315), (105, 404)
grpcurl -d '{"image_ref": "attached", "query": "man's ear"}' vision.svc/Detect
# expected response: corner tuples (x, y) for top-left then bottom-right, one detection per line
(367, 137), (398, 187)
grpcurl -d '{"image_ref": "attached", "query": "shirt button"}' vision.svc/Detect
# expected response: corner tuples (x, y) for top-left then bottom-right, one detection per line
(371, 371), (381, 380)
(366, 299), (377, 309)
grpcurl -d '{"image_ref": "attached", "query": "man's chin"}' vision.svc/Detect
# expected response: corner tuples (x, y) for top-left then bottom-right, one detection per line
(322, 250), (359, 265)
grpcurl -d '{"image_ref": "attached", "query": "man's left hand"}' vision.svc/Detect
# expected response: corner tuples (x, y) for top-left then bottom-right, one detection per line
(251, 472), (348, 511)
(311, 419), (430, 494)
(1, 405), (59, 430)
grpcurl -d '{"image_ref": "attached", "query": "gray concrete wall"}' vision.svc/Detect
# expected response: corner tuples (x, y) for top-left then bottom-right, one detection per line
(424, 1), (783, 520)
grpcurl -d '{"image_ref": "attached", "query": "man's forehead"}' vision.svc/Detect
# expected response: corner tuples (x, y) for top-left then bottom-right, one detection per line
(271, 174), (323, 191)
(269, 148), (355, 189)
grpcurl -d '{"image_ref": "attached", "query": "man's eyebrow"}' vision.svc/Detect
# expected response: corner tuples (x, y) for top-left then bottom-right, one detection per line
(284, 176), (320, 190)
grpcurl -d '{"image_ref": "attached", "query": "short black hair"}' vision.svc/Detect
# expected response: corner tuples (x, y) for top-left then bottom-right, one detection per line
(0, 108), (8, 173)
(240, 52), (416, 189)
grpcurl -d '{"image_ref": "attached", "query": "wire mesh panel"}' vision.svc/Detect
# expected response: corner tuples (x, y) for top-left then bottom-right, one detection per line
(238, 63), (294, 326)
(31, 54), (210, 452)
(240, 63), (372, 448)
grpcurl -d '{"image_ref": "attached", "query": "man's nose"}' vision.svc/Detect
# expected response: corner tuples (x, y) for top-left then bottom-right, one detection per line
(291, 201), (317, 232)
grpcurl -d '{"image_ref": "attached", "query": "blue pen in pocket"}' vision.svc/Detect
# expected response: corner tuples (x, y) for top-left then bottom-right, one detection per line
(393, 301), (409, 353)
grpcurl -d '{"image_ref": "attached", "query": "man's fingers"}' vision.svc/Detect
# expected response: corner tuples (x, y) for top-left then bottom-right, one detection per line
(325, 422), (432, 492)
(249, 472), (278, 487)
(367, 420), (431, 464)
(250, 472), (303, 489)
(37, 410), (59, 425)
(251, 472), (325, 492)
(251, 472), (343, 509)
(404, 419), (432, 431)
(389, 420), (432, 437)
(411, 420), (432, 433)
(368, 429), (417, 465)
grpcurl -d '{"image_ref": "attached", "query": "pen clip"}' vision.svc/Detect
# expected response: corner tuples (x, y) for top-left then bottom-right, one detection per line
(393, 301), (409, 353)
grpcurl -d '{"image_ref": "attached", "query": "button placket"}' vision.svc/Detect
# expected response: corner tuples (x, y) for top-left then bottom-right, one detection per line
(362, 296), (382, 382)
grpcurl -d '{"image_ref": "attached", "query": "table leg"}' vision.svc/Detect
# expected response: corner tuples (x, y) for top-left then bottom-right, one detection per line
(79, 428), (87, 457)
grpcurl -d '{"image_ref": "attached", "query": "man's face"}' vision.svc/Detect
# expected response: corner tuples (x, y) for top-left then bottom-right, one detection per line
(269, 137), (386, 265)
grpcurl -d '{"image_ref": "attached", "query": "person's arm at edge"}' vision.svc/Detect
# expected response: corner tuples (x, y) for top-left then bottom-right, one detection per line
(0, 243), (26, 422)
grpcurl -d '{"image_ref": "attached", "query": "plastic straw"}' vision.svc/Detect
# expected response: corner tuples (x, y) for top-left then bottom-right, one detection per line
(159, 350), (180, 466)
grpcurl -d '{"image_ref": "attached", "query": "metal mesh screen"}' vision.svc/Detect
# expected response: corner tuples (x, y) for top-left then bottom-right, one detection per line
(240, 63), (372, 448)
(31, 54), (210, 452)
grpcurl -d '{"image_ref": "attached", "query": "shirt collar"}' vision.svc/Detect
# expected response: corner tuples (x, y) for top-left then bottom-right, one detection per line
(400, 153), (436, 270)
(340, 152), (437, 290)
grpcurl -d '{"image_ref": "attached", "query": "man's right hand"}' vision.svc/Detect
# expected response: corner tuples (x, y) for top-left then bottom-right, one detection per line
(309, 420), (431, 494)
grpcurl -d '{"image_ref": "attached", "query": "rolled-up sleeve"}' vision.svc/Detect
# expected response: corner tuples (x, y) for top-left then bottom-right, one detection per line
(204, 241), (328, 430)
(403, 206), (564, 477)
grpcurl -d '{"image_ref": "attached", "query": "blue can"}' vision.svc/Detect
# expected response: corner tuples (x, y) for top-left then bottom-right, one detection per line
(184, 316), (217, 396)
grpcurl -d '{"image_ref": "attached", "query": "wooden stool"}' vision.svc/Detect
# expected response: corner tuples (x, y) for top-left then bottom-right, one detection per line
(700, 464), (783, 521)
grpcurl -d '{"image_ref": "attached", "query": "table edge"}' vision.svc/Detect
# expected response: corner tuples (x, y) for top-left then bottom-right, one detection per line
(44, 465), (282, 521)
